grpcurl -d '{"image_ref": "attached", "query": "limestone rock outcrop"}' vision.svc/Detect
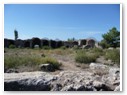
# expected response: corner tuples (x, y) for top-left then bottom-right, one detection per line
(4, 63), (120, 91)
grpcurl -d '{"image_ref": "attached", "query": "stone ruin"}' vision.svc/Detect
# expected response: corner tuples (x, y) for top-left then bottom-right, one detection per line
(4, 37), (97, 49)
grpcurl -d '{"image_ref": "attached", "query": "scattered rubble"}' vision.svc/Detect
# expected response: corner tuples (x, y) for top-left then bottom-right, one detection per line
(4, 63), (120, 91)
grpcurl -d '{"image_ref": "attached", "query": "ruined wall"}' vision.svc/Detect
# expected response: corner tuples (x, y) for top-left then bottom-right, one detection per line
(78, 39), (87, 46)
(41, 39), (49, 47)
(31, 38), (41, 48)
(56, 41), (63, 48)
(49, 40), (56, 48)
(87, 39), (95, 48)
(72, 41), (78, 46)
(63, 41), (78, 48)
(4, 39), (15, 48)
(15, 39), (24, 48)
(4, 38), (96, 49)
(4, 39), (9, 48)
(24, 40), (30, 48)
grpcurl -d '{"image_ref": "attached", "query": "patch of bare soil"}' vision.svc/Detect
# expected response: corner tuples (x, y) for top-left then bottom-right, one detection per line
(5, 49), (116, 74)
(96, 56), (112, 65)
(50, 54), (89, 73)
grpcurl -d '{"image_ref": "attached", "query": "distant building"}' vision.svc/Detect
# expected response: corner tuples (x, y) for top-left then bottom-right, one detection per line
(78, 39), (96, 48)
(4, 37), (96, 49)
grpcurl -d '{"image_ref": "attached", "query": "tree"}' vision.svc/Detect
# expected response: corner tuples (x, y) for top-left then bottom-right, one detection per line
(14, 29), (18, 40)
(99, 40), (110, 49)
(100, 27), (120, 48)
(67, 37), (75, 42)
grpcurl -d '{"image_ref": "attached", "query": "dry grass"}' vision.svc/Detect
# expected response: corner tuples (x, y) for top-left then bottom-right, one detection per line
(48, 48), (74, 55)
(4, 48), (120, 72)
(4, 48), (61, 70)
(75, 48), (103, 64)
(104, 49), (120, 65)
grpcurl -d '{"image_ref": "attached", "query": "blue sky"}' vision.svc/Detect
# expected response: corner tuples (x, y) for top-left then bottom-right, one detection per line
(4, 4), (120, 41)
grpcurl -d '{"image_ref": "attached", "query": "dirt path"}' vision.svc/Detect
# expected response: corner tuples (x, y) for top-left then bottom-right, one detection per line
(51, 54), (85, 72)
(58, 59), (81, 71)
(96, 56), (113, 65)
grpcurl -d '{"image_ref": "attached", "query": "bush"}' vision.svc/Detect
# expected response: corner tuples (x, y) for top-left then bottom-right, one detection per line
(4, 54), (61, 70)
(40, 57), (61, 69)
(75, 50), (98, 64)
(42, 46), (51, 50)
(99, 40), (110, 49)
(90, 48), (103, 53)
(75, 48), (104, 64)
(9, 44), (16, 49)
(89, 48), (104, 56)
(73, 45), (79, 50)
(75, 53), (96, 63)
(104, 49), (120, 64)
(60, 46), (66, 50)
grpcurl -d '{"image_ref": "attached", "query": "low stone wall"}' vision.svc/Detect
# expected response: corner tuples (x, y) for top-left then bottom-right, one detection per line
(4, 38), (96, 49)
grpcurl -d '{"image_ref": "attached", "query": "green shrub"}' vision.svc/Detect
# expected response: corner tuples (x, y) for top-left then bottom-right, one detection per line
(42, 46), (51, 50)
(60, 46), (66, 50)
(90, 48), (103, 53)
(75, 53), (96, 63)
(75, 50), (97, 64)
(9, 44), (16, 49)
(104, 49), (120, 64)
(89, 48), (104, 56)
(99, 40), (110, 49)
(75, 48), (104, 64)
(49, 48), (74, 55)
(4, 55), (61, 70)
(40, 57), (61, 69)
(73, 45), (79, 50)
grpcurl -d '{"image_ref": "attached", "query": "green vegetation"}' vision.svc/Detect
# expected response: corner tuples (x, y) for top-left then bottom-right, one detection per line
(41, 57), (61, 69)
(9, 44), (16, 49)
(99, 40), (110, 49)
(14, 29), (18, 40)
(73, 45), (79, 50)
(60, 46), (67, 50)
(49, 48), (74, 55)
(75, 52), (96, 63)
(42, 46), (51, 50)
(4, 49), (61, 70)
(89, 48), (103, 54)
(4, 27), (120, 72)
(75, 48), (103, 64)
(4, 46), (120, 72)
(67, 37), (76, 42)
(100, 27), (120, 48)
(104, 49), (120, 65)
(75, 48), (120, 65)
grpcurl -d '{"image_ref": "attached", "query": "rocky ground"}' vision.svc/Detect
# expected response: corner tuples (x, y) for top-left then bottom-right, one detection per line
(4, 63), (120, 91)
(4, 49), (120, 91)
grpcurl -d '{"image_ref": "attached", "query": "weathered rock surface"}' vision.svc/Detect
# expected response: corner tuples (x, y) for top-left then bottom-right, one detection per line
(4, 63), (120, 91)
(89, 63), (109, 71)
(39, 64), (55, 72)
(4, 71), (57, 91)
(89, 63), (111, 77)
(114, 85), (120, 91)
(5, 69), (19, 73)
